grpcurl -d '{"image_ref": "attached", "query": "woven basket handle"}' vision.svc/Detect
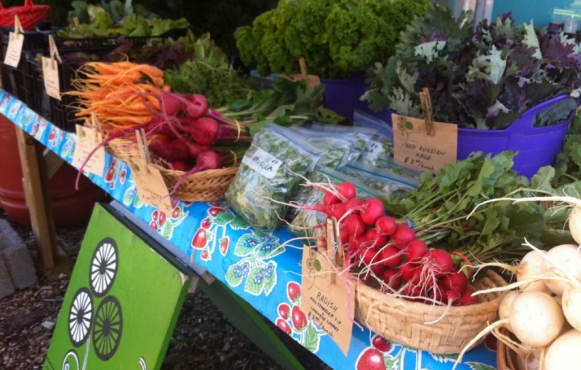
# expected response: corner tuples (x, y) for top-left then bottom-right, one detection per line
(24, 0), (36, 8)
(0, 1), (4, 10)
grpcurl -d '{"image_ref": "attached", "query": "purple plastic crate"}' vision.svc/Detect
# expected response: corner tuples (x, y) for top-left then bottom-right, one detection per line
(321, 72), (370, 119)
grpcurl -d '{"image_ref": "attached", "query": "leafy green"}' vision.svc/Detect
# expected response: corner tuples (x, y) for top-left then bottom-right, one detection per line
(381, 151), (575, 262)
(60, 2), (189, 38)
(234, 0), (431, 79)
(363, 6), (581, 129)
(555, 111), (581, 187)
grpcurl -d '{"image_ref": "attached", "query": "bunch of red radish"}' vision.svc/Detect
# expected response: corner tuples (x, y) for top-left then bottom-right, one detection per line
(300, 181), (479, 307)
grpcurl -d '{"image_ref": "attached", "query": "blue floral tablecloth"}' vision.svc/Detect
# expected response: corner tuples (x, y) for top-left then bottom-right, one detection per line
(0, 90), (498, 370)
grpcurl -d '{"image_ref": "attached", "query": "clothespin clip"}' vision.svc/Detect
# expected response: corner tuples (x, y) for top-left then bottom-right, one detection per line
(135, 129), (151, 166)
(73, 17), (80, 28)
(419, 87), (435, 136)
(13, 16), (24, 38)
(47, 34), (62, 67)
(325, 218), (344, 285)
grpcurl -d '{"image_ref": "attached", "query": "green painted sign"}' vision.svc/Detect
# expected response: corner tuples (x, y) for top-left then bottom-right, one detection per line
(44, 204), (190, 370)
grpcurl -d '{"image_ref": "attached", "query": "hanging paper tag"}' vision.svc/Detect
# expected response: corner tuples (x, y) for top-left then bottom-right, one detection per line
(4, 33), (24, 68)
(301, 219), (354, 355)
(72, 125), (105, 176)
(242, 147), (283, 179)
(42, 56), (61, 100)
(392, 114), (458, 173)
(362, 139), (384, 162)
(130, 160), (173, 215)
(4, 16), (24, 68)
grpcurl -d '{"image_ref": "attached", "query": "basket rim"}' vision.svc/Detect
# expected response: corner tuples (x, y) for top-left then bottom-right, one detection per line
(355, 269), (508, 316)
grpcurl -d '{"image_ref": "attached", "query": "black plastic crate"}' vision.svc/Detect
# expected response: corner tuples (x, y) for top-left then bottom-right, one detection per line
(30, 46), (118, 132)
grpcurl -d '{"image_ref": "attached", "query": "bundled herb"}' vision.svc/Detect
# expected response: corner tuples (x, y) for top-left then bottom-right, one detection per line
(363, 6), (581, 129)
(225, 124), (322, 230)
(381, 151), (576, 262)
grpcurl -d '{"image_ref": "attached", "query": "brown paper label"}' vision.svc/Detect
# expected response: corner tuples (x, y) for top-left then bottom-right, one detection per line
(42, 56), (61, 100)
(130, 160), (173, 214)
(392, 114), (458, 173)
(300, 221), (354, 355)
(4, 32), (24, 68)
(72, 125), (105, 176)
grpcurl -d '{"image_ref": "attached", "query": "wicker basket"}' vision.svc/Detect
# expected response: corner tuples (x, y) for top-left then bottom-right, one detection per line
(496, 327), (519, 370)
(354, 269), (508, 354)
(0, 0), (50, 31)
(106, 138), (238, 202)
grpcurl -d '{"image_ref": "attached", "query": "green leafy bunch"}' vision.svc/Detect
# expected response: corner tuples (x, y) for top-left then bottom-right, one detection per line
(382, 151), (575, 263)
(234, 0), (431, 79)
(363, 5), (581, 129)
(59, 0), (189, 38)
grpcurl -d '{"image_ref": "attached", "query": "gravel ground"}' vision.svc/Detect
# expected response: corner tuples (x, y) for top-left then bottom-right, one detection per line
(0, 205), (331, 370)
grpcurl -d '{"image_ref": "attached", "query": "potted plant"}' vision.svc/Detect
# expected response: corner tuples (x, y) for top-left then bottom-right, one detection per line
(362, 6), (581, 178)
(233, 0), (431, 119)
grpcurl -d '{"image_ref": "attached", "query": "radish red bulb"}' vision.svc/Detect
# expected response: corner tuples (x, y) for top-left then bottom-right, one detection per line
(422, 249), (454, 278)
(361, 198), (385, 225)
(442, 270), (468, 293)
(375, 216), (397, 236)
(184, 139), (211, 158)
(382, 269), (402, 291)
(336, 182), (357, 201)
(328, 202), (347, 219)
(361, 248), (379, 265)
(390, 224), (416, 248)
(399, 262), (416, 281)
(380, 247), (401, 268)
(366, 229), (387, 248)
(346, 197), (364, 212)
(171, 161), (190, 171)
(369, 263), (386, 279)
(403, 239), (428, 263)
(170, 138), (191, 162)
(345, 214), (366, 236)
(455, 288), (480, 306)
(181, 117), (219, 145)
(323, 191), (340, 206)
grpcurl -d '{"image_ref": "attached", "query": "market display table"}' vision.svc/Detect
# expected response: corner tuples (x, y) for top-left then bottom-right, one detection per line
(0, 90), (498, 370)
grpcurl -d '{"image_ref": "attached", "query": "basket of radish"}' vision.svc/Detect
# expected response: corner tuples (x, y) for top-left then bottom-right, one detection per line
(290, 179), (508, 354)
(451, 195), (581, 370)
(72, 62), (251, 202)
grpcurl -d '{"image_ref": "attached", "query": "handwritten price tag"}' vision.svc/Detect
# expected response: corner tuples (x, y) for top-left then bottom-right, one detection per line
(4, 32), (24, 68)
(392, 114), (457, 173)
(130, 160), (173, 214)
(72, 125), (105, 176)
(301, 220), (355, 355)
(242, 147), (283, 179)
(42, 56), (61, 100)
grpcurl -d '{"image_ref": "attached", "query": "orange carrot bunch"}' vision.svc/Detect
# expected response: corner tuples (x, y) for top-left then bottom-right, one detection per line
(69, 62), (170, 131)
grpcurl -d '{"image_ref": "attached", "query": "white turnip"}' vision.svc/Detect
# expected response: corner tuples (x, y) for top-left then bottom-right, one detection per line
(544, 329), (581, 370)
(541, 244), (581, 296)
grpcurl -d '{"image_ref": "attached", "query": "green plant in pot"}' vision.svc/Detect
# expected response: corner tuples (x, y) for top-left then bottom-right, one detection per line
(233, 0), (431, 118)
(362, 5), (581, 177)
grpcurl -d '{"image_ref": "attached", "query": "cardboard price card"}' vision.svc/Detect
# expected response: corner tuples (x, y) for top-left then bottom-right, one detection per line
(42, 56), (61, 100)
(130, 160), (173, 215)
(392, 114), (458, 173)
(300, 221), (355, 355)
(72, 125), (106, 176)
(4, 31), (24, 68)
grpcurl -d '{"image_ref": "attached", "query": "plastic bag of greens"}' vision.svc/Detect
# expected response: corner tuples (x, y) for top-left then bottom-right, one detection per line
(339, 160), (420, 199)
(290, 166), (380, 241)
(353, 109), (395, 166)
(289, 126), (356, 169)
(225, 124), (323, 230)
(307, 123), (376, 164)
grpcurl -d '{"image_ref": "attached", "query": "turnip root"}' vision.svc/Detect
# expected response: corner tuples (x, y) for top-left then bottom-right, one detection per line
(544, 329), (581, 370)
(562, 285), (581, 331)
(509, 290), (565, 348)
(499, 290), (519, 331)
(519, 251), (552, 293)
(541, 244), (581, 296)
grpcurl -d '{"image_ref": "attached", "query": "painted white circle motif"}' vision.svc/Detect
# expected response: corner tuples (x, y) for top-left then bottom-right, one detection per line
(68, 288), (92, 347)
(90, 238), (118, 297)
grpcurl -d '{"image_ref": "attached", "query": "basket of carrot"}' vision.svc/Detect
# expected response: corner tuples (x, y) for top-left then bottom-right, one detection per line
(71, 61), (251, 202)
